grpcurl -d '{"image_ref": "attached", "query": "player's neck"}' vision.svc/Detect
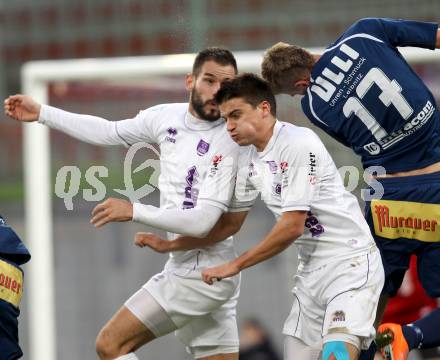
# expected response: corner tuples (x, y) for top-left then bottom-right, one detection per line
(188, 105), (201, 120)
(254, 119), (276, 152)
(312, 54), (321, 63)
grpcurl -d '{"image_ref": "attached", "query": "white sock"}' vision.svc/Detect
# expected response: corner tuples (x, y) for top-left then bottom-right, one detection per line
(114, 353), (139, 360)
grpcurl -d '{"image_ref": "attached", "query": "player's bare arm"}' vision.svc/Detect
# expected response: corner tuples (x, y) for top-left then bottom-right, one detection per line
(135, 211), (249, 252)
(90, 198), (133, 228)
(436, 28), (440, 48)
(4, 94), (41, 122)
(202, 210), (307, 285)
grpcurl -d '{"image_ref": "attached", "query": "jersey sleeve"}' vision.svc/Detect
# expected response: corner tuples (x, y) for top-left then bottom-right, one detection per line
(280, 131), (323, 213)
(227, 149), (260, 213)
(38, 103), (165, 147)
(114, 104), (166, 146)
(351, 18), (438, 49)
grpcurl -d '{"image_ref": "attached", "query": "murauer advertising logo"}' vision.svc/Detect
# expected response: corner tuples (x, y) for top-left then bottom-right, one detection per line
(372, 199), (440, 242)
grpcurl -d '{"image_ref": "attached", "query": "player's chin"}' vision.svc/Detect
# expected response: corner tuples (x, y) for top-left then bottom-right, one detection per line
(232, 136), (248, 146)
(204, 107), (220, 120)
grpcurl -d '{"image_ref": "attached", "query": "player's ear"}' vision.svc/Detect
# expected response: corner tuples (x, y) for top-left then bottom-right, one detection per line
(259, 101), (272, 117)
(185, 73), (194, 91)
(294, 79), (310, 88)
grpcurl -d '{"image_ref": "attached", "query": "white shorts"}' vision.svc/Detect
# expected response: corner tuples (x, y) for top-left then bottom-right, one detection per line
(128, 248), (240, 350)
(283, 247), (384, 350)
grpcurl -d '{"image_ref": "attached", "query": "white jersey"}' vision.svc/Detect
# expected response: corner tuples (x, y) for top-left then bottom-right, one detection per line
(233, 121), (375, 271)
(40, 103), (241, 263)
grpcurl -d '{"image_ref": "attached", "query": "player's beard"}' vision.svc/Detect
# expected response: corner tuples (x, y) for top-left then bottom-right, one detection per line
(190, 88), (220, 122)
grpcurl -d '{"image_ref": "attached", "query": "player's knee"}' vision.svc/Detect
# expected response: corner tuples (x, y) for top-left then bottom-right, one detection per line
(96, 327), (122, 359)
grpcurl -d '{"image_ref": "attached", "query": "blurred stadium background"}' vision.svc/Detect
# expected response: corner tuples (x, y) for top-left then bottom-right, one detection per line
(1, 1), (440, 359)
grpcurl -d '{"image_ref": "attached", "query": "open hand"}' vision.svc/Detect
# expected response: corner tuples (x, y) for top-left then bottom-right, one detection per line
(91, 198), (133, 228)
(4, 95), (41, 122)
(202, 261), (240, 285)
(134, 232), (171, 253)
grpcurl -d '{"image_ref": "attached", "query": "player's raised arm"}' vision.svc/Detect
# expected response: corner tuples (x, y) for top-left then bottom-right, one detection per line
(202, 210), (307, 284)
(4, 94), (161, 147)
(134, 210), (249, 252)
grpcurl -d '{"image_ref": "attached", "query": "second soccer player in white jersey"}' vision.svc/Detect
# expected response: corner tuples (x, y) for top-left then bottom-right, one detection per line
(139, 73), (385, 360)
(4, 48), (249, 360)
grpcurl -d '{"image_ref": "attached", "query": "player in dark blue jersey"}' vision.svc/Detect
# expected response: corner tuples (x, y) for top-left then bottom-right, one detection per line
(261, 18), (440, 360)
(0, 215), (31, 359)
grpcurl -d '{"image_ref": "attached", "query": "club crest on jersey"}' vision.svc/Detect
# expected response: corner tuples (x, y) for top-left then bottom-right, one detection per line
(266, 161), (277, 174)
(280, 161), (288, 173)
(165, 127), (177, 143)
(196, 139), (210, 156)
(364, 142), (381, 155)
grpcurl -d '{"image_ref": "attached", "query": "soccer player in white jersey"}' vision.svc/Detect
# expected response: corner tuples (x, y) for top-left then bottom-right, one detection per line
(4, 48), (249, 360)
(174, 73), (384, 360)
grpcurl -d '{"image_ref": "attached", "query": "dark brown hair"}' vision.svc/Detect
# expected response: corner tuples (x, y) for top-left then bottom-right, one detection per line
(192, 47), (238, 76)
(215, 73), (276, 116)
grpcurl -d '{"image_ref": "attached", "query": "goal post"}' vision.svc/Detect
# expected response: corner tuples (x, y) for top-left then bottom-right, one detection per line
(21, 46), (440, 360)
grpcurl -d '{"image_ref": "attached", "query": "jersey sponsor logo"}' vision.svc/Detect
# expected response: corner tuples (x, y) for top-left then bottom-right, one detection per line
(376, 100), (434, 150)
(182, 166), (199, 209)
(165, 127), (177, 143)
(307, 153), (317, 184)
(372, 199), (440, 242)
(305, 211), (325, 237)
(248, 162), (256, 178)
(331, 310), (346, 323)
(196, 139), (210, 156)
(0, 260), (23, 307)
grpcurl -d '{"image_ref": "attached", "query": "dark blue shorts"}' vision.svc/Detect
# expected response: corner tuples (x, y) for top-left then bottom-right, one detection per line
(0, 258), (24, 360)
(365, 171), (440, 298)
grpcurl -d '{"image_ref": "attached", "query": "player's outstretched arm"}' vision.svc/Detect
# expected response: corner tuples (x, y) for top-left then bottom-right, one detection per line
(6, 94), (145, 147)
(90, 197), (225, 238)
(4, 94), (41, 122)
(202, 210), (307, 284)
(134, 211), (249, 252)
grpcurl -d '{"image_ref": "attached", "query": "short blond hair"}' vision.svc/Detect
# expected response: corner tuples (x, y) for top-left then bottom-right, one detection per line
(262, 42), (314, 93)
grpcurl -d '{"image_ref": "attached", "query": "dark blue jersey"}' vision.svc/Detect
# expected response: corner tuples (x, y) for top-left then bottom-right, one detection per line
(301, 18), (439, 172)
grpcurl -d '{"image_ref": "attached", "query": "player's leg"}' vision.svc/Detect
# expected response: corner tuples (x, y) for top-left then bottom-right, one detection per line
(323, 249), (384, 360)
(362, 187), (418, 360)
(96, 288), (177, 359)
(377, 242), (440, 360)
(180, 294), (240, 360)
(322, 337), (360, 360)
(191, 349), (239, 360)
(284, 335), (321, 360)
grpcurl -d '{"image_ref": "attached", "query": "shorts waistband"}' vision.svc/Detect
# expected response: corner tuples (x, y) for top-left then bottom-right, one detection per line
(374, 170), (440, 186)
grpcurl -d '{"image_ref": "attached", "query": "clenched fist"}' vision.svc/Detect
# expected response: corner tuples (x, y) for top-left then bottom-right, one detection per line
(4, 94), (41, 122)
